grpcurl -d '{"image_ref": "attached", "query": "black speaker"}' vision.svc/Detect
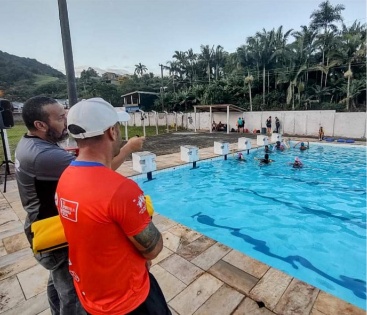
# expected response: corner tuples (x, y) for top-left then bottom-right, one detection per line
(0, 99), (14, 129)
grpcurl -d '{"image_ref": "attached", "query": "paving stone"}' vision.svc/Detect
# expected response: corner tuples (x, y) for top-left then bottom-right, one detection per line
(150, 264), (186, 302)
(17, 264), (48, 299)
(191, 243), (231, 270)
(0, 275), (25, 313)
(0, 248), (32, 269)
(3, 233), (29, 254)
(249, 268), (292, 310)
(0, 254), (37, 281)
(3, 191), (20, 204)
(208, 259), (258, 295)
(10, 201), (27, 222)
(222, 249), (270, 278)
(0, 210), (18, 226)
(153, 215), (177, 232)
(161, 230), (181, 252)
(1, 291), (49, 315)
(274, 278), (319, 315)
(0, 220), (23, 235)
(312, 291), (366, 315)
(168, 224), (202, 243)
(0, 244), (6, 258)
(169, 273), (223, 315)
(37, 309), (51, 315)
(233, 297), (276, 315)
(0, 224), (24, 243)
(152, 246), (173, 266)
(159, 254), (204, 285)
(176, 235), (216, 261)
(193, 284), (244, 315)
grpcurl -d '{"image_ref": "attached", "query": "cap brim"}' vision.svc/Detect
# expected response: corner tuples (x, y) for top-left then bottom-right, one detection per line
(117, 111), (130, 122)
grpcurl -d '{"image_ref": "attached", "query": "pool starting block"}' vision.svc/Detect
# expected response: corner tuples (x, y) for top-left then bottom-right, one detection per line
(132, 151), (157, 175)
(257, 135), (269, 146)
(238, 137), (252, 150)
(181, 145), (199, 163)
(271, 133), (282, 142)
(214, 141), (229, 155)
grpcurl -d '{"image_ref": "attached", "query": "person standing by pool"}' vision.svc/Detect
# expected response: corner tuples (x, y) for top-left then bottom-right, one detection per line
(275, 116), (280, 133)
(15, 96), (145, 315)
(56, 98), (171, 315)
(266, 116), (272, 135)
(319, 127), (324, 141)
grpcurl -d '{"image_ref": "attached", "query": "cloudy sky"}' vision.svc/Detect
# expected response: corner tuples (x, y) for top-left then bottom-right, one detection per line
(1, 0), (365, 76)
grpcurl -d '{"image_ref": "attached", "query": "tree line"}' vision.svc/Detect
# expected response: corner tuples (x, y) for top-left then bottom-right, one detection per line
(3, 1), (365, 112)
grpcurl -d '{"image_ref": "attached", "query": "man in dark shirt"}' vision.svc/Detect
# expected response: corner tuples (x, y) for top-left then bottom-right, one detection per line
(15, 96), (143, 315)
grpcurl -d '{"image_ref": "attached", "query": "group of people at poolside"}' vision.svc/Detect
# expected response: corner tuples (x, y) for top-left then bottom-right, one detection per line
(237, 138), (309, 168)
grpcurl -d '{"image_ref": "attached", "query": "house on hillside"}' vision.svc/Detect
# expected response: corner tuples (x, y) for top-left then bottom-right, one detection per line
(121, 91), (159, 112)
(102, 72), (128, 85)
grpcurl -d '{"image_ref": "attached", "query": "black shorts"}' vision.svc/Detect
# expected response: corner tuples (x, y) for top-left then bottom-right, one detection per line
(128, 272), (171, 315)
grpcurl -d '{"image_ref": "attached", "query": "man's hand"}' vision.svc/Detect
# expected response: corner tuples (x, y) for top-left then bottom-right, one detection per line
(124, 136), (145, 154)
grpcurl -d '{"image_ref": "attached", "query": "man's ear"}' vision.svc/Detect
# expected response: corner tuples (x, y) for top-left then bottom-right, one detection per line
(34, 120), (47, 132)
(107, 125), (118, 141)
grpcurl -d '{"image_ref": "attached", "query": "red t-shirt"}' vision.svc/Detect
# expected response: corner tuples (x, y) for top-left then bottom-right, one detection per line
(56, 161), (151, 315)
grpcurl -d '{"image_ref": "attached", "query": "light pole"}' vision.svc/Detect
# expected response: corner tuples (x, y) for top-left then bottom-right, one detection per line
(159, 64), (164, 111)
(57, 0), (77, 106)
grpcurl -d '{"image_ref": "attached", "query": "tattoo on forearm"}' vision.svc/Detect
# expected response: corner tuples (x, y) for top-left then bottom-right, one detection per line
(133, 222), (161, 255)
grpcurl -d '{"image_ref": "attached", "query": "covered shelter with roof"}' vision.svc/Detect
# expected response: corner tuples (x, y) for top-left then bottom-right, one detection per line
(121, 91), (159, 112)
(193, 104), (245, 134)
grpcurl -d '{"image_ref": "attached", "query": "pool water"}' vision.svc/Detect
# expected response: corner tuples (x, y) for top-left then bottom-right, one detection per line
(134, 143), (366, 310)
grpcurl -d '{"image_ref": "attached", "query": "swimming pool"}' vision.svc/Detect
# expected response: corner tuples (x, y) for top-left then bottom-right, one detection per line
(133, 143), (366, 310)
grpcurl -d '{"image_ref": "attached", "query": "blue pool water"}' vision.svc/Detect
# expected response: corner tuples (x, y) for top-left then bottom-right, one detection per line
(133, 143), (366, 309)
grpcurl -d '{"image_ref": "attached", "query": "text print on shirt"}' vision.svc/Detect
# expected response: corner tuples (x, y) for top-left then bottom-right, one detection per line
(59, 196), (78, 222)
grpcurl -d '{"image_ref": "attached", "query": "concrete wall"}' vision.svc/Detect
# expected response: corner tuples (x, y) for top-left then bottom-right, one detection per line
(120, 110), (365, 139)
(187, 110), (365, 139)
(16, 110), (364, 139)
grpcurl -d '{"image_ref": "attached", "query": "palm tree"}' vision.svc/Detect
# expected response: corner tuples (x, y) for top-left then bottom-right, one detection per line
(292, 25), (318, 84)
(310, 0), (345, 86)
(199, 45), (214, 83)
(134, 63), (147, 77)
(213, 45), (225, 81)
(244, 74), (254, 111)
(247, 28), (276, 106)
(338, 21), (366, 110)
(186, 48), (198, 85)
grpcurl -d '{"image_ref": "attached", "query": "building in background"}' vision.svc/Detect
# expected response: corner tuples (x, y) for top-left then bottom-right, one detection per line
(121, 91), (159, 112)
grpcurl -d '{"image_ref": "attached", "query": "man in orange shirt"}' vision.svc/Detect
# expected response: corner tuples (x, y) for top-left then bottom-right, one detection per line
(56, 98), (170, 315)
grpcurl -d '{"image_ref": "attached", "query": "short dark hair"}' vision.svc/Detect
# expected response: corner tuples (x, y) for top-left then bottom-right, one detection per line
(22, 96), (58, 130)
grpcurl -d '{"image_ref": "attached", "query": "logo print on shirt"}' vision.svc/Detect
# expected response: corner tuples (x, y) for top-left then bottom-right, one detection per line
(60, 198), (78, 222)
(137, 194), (147, 214)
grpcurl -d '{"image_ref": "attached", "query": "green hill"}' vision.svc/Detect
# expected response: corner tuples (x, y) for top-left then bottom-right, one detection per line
(0, 51), (66, 101)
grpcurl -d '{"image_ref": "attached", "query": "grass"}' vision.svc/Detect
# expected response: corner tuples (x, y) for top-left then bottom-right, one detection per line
(0, 123), (185, 161)
(34, 75), (60, 86)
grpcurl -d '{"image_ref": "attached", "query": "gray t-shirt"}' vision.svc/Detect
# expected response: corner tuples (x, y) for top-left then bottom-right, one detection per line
(15, 135), (74, 243)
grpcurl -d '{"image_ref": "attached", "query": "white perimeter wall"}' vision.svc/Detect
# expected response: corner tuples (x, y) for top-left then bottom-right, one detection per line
(124, 110), (366, 139)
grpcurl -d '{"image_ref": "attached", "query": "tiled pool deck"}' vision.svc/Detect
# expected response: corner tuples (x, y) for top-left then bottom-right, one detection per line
(0, 137), (365, 315)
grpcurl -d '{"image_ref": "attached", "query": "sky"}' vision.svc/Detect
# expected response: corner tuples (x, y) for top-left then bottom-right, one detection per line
(1, 0), (365, 77)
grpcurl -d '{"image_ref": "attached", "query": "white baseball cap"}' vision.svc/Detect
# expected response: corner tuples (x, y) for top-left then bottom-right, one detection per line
(67, 98), (119, 139)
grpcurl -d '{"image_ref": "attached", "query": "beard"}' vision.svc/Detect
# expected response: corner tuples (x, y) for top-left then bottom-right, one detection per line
(47, 126), (69, 143)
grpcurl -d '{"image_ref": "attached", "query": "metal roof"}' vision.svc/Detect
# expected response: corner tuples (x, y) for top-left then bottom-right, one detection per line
(194, 104), (245, 113)
(121, 91), (159, 97)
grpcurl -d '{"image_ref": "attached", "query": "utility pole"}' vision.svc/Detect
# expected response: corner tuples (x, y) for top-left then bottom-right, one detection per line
(58, 0), (78, 106)
(159, 64), (164, 111)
